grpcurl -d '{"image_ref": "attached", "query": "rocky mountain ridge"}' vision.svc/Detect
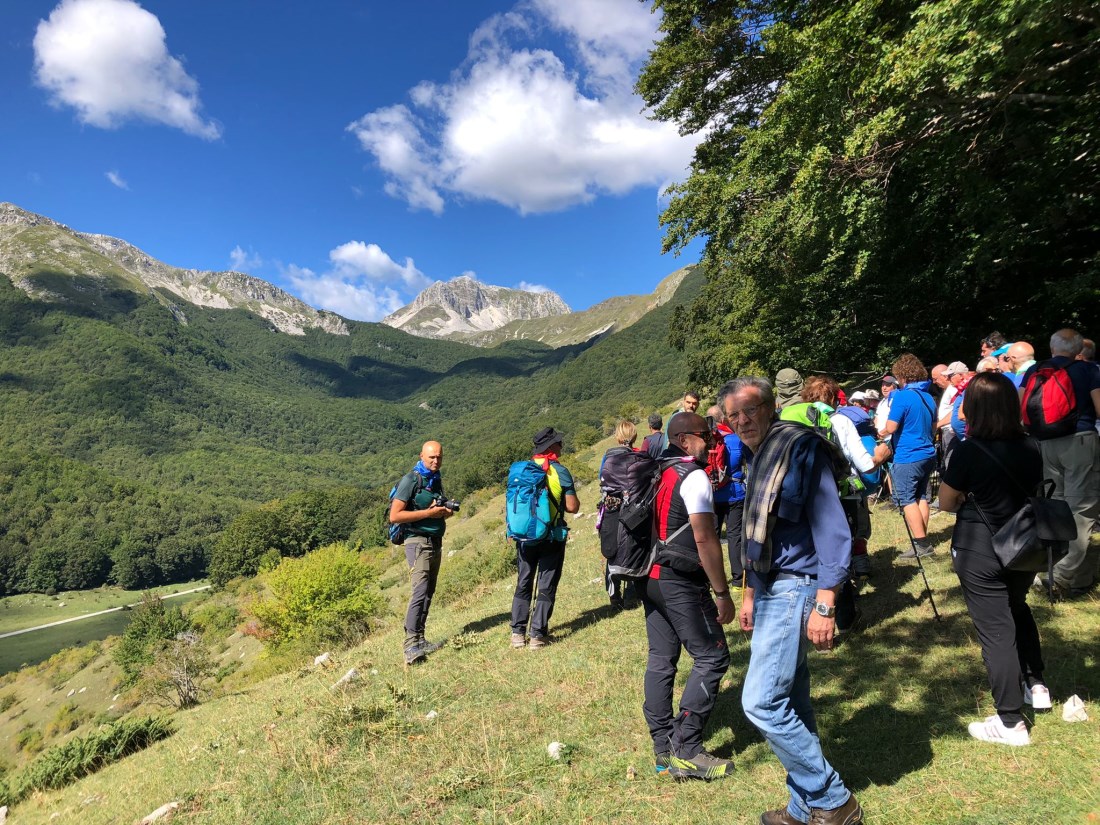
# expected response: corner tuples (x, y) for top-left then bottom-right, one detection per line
(382, 275), (570, 338)
(0, 202), (348, 336)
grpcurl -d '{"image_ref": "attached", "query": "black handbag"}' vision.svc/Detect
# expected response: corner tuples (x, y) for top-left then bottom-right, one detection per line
(965, 439), (1075, 578)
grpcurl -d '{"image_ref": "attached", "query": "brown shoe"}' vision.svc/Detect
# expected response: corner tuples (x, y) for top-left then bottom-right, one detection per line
(528, 636), (549, 649)
(809, 794), (862, 825)
(510, 633), (526, 649)
(760, 807), (806, 825)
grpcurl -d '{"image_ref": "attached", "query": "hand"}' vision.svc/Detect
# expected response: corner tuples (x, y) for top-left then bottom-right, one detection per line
(714, 595), (734, 625)
(806, 611), (835, 650)
(873, 443), (892, 462)
(739, 591), (754, 633)
(429, 505), (453, 519)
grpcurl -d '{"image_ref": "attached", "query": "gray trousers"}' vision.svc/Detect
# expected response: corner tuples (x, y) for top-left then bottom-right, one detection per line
(404, 535), (442, 649)
(1040, 431), (1100, 590)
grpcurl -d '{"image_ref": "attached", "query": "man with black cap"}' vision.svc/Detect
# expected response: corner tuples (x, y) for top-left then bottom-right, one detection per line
(643, 411), (734, 782)
(509, 427), (579, 649)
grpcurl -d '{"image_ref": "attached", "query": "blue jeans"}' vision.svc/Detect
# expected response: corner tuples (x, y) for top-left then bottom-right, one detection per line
(742, 576), (850, 821)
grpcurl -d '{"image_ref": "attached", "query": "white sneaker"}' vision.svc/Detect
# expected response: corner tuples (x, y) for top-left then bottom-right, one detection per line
(968, 715), (1030, 746)
(1024, 683), (1053, 710)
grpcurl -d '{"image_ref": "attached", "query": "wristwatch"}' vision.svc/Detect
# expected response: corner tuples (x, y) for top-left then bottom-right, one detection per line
(813, 602), (836, 618)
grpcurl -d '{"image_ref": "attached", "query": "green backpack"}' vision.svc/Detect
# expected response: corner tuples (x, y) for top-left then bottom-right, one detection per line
(779, 402), (862, 495)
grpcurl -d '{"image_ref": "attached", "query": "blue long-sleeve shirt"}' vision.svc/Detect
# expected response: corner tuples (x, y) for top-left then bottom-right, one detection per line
(746, 445), (851, 592)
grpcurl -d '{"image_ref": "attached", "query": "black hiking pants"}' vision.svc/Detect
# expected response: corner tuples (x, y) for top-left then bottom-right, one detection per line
(511, 539), (566, 640)
(641, 567), (730, 758)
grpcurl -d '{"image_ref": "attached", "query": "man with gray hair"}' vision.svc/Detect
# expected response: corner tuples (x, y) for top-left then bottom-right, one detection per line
(721, 377), (863, 825)
(1020, 328), (1100, 596)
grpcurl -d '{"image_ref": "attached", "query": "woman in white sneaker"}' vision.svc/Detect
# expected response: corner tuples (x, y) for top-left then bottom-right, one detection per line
(937, 372), (1050, 746)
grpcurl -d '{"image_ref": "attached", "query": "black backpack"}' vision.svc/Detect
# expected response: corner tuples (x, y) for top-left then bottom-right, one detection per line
(598, 449), (663, 577)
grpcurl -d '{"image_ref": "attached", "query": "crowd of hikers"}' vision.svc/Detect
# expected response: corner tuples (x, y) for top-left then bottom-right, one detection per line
(386, 326), (1098, 825)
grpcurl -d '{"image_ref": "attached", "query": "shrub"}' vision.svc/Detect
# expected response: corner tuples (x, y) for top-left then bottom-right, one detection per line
(16, 725), (43, 754)
(189, 600), (241, 638)
(139, 633), (216, 709)
(0, 692), (17, 713)
(45, 702), (91, 738)
(112, 593), (192, 688)
(249, 542), (384, 648)
(9, 716), (175, 803)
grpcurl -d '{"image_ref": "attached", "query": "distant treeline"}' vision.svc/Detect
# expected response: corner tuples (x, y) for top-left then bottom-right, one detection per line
(0, 270), (699, 594)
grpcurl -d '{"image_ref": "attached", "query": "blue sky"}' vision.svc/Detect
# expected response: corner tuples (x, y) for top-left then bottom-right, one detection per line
(1, 0), (704, 319)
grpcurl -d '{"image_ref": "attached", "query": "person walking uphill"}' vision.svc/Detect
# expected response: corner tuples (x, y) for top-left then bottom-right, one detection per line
(389, 441), (454, 665)
(643, 412), (734, 782)
(722, 377), (863, 825)
(508, 427), (579, 649)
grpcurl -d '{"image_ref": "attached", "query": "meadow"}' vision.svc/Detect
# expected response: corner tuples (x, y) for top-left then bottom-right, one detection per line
(6, 450), (1097, 824)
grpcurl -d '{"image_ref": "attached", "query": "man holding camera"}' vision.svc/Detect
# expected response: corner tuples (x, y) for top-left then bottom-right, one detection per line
(390, 440), (454, 665)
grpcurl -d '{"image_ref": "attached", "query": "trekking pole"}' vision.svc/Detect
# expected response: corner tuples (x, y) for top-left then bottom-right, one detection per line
(884, 465), (941, 622)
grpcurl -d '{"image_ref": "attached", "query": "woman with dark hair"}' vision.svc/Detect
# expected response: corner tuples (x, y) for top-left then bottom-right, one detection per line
(938, 372), (1048, 746)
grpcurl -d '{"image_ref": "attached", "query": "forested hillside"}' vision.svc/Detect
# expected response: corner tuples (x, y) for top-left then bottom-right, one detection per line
(0, 269), (700, 595)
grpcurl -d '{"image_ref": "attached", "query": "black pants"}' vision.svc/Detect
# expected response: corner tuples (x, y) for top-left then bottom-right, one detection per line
(641, 568), (730, 757)
(952, 545), (1045, 726)
(511, 540), (566, 639)
(725, 500), (745, 582)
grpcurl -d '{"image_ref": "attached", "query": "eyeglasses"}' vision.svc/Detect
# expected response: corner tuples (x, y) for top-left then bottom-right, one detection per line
(725, 403), (764, 423)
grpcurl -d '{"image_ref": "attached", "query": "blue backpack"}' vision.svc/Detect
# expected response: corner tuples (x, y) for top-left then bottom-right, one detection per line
(387, 472), (423, 545)
(505, 460), (559, 542)
(833, 406), (882, 491)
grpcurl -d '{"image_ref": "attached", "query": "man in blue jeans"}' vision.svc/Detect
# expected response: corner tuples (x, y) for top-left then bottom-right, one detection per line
(723, 377), (863, 825)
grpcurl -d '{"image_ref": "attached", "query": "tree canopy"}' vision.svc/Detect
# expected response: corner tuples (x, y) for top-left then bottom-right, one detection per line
(639, 0), (1100, 384)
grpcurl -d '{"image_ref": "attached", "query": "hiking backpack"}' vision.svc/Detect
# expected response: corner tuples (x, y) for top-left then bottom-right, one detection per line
(598, 449), (662, 576)
(833, 405), (882, 492)
(387, 471), (423, 545)
(777, 403), (853, 488)
(505, 459), (561, 542)
(705, 429), (730, 489)
(1021, 361), (1079, 440)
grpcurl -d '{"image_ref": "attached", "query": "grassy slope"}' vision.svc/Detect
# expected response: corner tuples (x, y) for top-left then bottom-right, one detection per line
(8, 442), (1099, 825)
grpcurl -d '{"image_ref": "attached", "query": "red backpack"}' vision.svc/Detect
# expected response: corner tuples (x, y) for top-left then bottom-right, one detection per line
(1021, 361), (1078, 440)
(705, 427), (730, 489)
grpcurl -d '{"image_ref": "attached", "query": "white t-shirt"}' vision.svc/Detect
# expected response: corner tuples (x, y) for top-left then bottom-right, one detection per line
(936, 385), (959, 426)
(831, 412), (876, 474)
(874, 395), (893, 435)
(678, 467), (714, 515)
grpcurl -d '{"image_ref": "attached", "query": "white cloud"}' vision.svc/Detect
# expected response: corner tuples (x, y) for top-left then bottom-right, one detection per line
(347, 0), (696, 215)
(228, 245), (262, 272)
(105, 169), (128, 189)
(281, 240), (430, 322)
(328, 241), (431, 292)
(516, 281), (551, 293)
(285, 264), (405, 323)
(34, 0), (220, 139)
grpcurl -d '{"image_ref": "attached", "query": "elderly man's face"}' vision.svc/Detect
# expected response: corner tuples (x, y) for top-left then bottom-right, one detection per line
(931, 367), (949, 388)
(723, 387), (774, 451)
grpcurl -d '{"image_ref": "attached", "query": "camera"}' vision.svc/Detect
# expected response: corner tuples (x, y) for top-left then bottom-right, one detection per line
(434, 496), (461, 512)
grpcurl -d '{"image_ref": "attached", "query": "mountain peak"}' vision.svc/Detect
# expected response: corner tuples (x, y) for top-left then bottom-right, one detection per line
(383, 277), (570, 338)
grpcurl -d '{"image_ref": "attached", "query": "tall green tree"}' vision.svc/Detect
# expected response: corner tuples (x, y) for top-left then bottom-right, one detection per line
(639, 0), (1100, 383)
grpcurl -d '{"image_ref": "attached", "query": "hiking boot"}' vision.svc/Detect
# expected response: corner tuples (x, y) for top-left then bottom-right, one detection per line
(420, 639), (444, 654)
(510, 633), (526, 649)
(528, 635), (550, 649)
(834, 607), (862, 637)
(668, 750), (734, 781)
(898, 542), (934, 560)
(850, 554), (872, 578)
(809, 794), (863, 825)
(403, 644), (426, 666)
(760, 807), (806, 825)
(654, 751), (672, 776)
(968, 714), (1030, 746)
(1023, 683), (1052, 710)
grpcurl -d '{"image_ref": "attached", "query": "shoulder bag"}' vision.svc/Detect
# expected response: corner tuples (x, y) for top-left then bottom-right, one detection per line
(965, 439), (1075, 585)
